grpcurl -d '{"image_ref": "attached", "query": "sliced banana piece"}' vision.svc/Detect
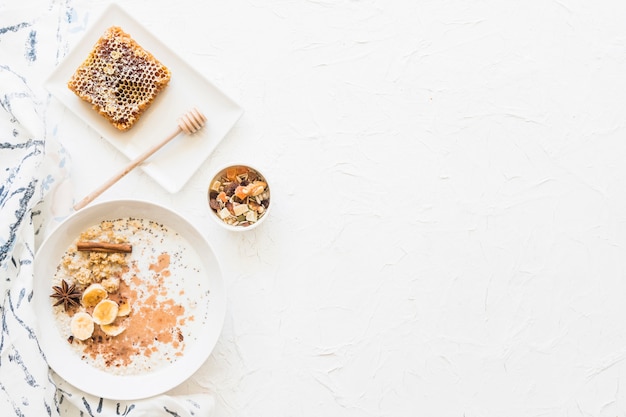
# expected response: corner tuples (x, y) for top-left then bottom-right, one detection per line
(117, 300), (131, 317)
(82, 283), (108, 307)
(92, 299), (119, 325)
(70, 312), (94, 340)
(101, 322), (126, 336)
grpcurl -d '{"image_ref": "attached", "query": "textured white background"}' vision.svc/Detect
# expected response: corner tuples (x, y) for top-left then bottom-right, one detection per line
(46, 0), (626, 415)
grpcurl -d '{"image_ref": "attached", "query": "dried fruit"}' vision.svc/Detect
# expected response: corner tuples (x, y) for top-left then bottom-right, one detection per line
(233, 203), (249, 216)
(209, 198), (220, 211)
(234, 185), (250, 200)
(224, 182), (238, 196)
(249, 181), (266, 196)
(208, 165), (270, 227)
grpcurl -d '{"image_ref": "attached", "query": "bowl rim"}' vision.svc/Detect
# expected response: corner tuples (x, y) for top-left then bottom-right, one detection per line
(34, 198), (226, 400)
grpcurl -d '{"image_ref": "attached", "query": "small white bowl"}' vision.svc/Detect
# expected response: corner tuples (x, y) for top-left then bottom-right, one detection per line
(207, 163), (271, 232)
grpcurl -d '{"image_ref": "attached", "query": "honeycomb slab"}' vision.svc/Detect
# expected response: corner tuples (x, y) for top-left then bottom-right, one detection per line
(67, 26), (171, 131)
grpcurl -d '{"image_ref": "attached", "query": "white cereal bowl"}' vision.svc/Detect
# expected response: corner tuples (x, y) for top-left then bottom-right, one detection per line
(207, 163), (271, 232)
(33, 199), (226, 400)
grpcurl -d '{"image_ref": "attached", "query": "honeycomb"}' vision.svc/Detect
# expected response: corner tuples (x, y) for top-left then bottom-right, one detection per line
(67, 26), (171, 131)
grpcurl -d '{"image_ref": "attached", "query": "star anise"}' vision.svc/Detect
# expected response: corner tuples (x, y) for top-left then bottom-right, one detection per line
(50, 280), (82, 311)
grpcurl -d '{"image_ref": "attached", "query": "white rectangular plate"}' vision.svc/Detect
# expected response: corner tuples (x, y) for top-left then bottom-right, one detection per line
(45, 3), (243, 193)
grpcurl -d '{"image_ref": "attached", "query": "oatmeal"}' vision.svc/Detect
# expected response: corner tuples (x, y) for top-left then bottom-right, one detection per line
(51, 217), (208, 375)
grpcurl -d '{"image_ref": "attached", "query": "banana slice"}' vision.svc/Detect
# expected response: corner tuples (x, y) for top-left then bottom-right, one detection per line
(82, 283), (108, 307)
(117, 300), (131, 317)
(70, 312), (94, 340)
(101, 322), (126, 337)
(92, 299), (119, 325)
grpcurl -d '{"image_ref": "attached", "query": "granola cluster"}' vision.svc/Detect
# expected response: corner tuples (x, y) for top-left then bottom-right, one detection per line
(59, 220), (136, 288)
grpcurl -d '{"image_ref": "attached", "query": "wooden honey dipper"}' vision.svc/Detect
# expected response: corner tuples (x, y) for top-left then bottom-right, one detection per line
(73, 108), (207, 211)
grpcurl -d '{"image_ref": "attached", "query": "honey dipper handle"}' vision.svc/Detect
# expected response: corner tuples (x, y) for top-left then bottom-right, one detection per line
(73, 126), (182, 211)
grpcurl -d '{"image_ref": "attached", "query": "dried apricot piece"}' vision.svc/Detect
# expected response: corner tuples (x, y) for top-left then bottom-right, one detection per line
(249, 181), (267, 197)
(225, 166), (248, 181)
(225, 167), (238, 181)
(234, 185), (250, 200)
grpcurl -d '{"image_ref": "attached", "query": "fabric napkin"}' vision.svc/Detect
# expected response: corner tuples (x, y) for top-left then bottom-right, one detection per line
(53, 374), (215, 417)
(0, 3), (215, 416)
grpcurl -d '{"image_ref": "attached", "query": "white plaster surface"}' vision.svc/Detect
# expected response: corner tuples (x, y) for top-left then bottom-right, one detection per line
(33, 0), (626, 415)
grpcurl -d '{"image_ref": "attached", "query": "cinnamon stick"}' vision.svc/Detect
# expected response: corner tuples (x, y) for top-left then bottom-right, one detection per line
(76, 241), (132, 253)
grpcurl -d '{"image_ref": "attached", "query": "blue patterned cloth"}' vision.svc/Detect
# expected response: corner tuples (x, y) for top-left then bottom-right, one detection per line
(0, 2), (214, 416)
(0, 5), (67, 415)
